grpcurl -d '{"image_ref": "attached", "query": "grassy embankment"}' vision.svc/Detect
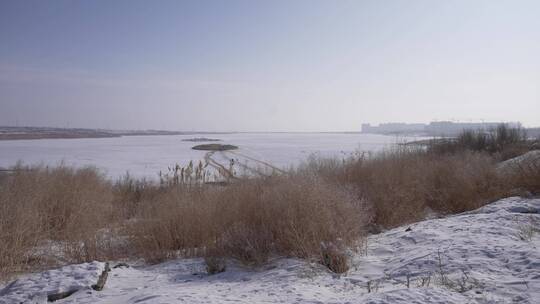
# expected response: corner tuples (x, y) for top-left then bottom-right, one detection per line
(1, 125), (539, 280)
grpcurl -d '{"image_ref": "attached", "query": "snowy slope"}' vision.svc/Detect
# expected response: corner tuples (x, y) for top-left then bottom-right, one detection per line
(497, 150), (540, 175)
(0, 262), (105, 304)
(1, 197), (539, 304)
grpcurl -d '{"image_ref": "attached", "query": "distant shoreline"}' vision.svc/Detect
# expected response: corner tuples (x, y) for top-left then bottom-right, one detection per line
(0, 133), (120, 141)
(0, 126), (234, 141)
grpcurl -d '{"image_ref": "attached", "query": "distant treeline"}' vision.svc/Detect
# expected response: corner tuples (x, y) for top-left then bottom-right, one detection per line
(0, 126), (232, 140)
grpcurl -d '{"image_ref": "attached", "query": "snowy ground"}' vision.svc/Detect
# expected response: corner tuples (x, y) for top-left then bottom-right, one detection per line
(1, 197), (539, 304)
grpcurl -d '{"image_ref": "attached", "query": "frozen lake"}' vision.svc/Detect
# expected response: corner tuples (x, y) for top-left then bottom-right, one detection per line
(0, 133), (423, 179)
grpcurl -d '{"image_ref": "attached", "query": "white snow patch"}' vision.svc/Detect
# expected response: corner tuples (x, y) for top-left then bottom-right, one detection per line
(1, 197), (539, 304)
(0, 262), (105, 304)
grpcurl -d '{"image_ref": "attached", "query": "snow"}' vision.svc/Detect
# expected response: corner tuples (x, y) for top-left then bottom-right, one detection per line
(1, 197), (539, 304)
(349, 196), (540, 303)
(0, 262), (105, 304)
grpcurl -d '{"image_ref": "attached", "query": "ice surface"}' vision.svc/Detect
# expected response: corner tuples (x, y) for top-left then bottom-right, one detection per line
(2, 197), (538, 303)
(0, 133), (423, 179)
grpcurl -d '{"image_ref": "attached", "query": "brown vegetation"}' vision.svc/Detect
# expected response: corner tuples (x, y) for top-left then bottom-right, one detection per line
(127, 174), (368, 266)
(298, 148), (508, 227)
(0, 165), (113, 278)
(1, 126), (538, 280)
(427, 124), (530, 160)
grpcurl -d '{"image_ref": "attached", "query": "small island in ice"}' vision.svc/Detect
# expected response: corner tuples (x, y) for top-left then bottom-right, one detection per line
(191, 144), (239, 151)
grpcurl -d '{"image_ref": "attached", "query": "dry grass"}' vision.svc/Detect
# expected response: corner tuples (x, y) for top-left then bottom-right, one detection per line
(516, 169), (540, 195)
(300, 148), (510, 227)
(427, 124), (530, 161)
(204, 256), (226, 274)
(421, 153), (507, 213)
(127, 174), (370, 266)
(0, 165), (113, 280)
(506, 157), (540, 195)
(320, 242), (350, 274)
(1, 133), (538, 280)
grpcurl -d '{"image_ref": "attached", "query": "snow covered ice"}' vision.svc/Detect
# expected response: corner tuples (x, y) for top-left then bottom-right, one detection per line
(1, 196), (539, 304)
(0, 133), (423, 179)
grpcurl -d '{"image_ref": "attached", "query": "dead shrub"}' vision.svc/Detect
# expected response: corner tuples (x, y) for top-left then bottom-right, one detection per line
(316, 147), (429, 227)
(303, 148), (510, 228)
(0, 165), (113, 280)
(128, 174), (370, 266)
(216, 222), (272, 265)
(127, 185), (221, 263)
(508, 162), (540, 195)
(0, 179), (42, 280)
(423, 152), (507, 213)
(261, 175), (369, 259)
(204, 255), (226, 275)
(112, 173), (156, 220)
(320, 242), (349, 273)
(427, 124), (529, 159)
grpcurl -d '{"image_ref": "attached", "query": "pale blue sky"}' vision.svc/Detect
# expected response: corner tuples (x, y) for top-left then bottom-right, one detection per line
(1, 0), (539, 131)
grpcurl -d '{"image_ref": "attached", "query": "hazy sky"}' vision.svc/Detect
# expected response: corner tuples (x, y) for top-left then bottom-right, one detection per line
(1, 0), (539, 131)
